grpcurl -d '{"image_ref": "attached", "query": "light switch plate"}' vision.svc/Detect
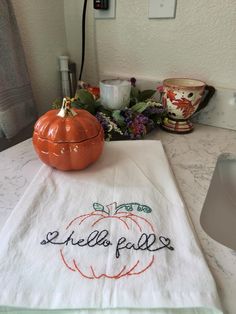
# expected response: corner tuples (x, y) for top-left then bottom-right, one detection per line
(94, 0), (116, 19)
(148, 0), (176, 19)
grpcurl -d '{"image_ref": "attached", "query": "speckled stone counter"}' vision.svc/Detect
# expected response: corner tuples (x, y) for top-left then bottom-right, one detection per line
(0, 124), (236, 314)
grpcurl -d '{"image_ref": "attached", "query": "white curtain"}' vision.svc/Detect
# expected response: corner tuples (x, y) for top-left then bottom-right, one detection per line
(0, 0), (36, 139)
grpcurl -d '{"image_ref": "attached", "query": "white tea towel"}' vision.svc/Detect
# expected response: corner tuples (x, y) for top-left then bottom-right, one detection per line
(0, 140), (222, 314)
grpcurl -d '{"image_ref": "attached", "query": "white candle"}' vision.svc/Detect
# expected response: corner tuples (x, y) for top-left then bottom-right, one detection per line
(100, 79), (131, 110)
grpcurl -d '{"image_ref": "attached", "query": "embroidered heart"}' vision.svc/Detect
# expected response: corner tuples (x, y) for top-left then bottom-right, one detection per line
(159, 236), (174, 250)
(40, 231), (59, 245)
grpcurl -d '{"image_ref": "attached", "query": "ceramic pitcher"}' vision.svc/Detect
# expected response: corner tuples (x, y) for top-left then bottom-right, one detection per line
(162, 78), (215, 133)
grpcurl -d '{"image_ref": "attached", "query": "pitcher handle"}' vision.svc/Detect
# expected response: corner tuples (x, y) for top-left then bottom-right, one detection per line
(196, 85), (215, 113)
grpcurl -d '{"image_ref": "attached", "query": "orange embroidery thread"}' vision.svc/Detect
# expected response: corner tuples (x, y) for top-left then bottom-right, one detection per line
(59, 202), (158, 280)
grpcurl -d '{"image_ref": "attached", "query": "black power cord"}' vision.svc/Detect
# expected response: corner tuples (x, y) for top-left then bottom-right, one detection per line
(78, 0), (88, 81)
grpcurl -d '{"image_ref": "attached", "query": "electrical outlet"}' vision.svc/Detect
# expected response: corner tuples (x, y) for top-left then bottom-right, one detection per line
(94, 0), (116, 19)
(148, 0), (176, 19)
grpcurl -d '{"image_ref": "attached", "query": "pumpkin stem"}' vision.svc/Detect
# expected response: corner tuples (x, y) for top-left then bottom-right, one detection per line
(57, 97), (78, 118)
(106, 202), (117, 215)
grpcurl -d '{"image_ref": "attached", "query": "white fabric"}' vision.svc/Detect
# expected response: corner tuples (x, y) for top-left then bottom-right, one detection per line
(0, 141), (222, 313)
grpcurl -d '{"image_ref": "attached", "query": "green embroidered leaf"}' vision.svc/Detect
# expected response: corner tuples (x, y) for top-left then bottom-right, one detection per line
(115, 202), (152, 214)
(125, 204), (133, 211)
(116, 204), (132, 212)
(130, 203), (140, 211)
(141, 205), (152, 213)
(93, 203), (104, 211)
(137, 204), (143, 211)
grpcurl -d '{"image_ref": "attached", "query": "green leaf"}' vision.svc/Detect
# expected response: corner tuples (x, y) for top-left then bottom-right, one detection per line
(115, 202), (152, 214)
(112, 110), (125, 126)
(71, 99), (95, 115)
(98, 107), (113, 117)
(137, 90), (155, 102)
(93, 203), (104, 211)
(130, 86), (140, 99)
(141, 205), (152, 213)
(76, 89), (95, 107)
(94, 100), (102, 109)
(71, 99), (83, 109)
(131, 102), (149, 113)
(137, 204), (143, 211)
(125, 204), (133, 211)
(52, 98), (62, 109)
(116, 204), (132, 212)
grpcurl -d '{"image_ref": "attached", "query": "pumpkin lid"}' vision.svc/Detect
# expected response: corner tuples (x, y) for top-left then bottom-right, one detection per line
(34, 108), (102, 143)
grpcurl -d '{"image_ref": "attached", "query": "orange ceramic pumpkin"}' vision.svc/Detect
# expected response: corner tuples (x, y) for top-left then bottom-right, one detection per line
(33, 98), (104, 171)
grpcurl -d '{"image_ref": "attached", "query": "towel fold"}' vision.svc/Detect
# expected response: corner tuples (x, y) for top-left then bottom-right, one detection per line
(0, 141), (222, 313)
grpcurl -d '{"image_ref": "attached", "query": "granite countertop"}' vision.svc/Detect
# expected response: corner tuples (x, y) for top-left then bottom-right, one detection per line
(0, 123), (236, 314)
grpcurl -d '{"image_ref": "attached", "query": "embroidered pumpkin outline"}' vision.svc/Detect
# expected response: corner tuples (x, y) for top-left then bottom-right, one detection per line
(60, 202), (156, 280)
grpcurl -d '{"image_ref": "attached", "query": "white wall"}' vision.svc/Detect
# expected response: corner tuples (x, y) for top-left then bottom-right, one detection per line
(81, 0), (236, 89)
(10, 0), (236, 114)
(64, 0), (99, 86)
(12, 0), (68, 114)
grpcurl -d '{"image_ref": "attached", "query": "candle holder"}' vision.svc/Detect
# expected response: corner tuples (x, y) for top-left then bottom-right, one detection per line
(99, 79), (131, 110)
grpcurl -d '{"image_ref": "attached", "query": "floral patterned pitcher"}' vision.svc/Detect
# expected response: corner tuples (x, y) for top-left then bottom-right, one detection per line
(161, 78), (215, 133)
